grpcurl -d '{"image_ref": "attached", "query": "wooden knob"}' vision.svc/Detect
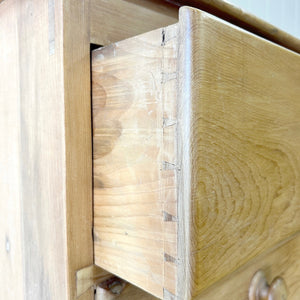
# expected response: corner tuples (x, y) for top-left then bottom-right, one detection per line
(249, 270), (288, 300)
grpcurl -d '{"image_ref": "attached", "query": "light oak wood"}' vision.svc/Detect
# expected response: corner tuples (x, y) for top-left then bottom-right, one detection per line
(89, 0), (300, 53)
(196, 234), (300, 300)
(92, 25), (178, 299)
(2, 0), (299, 299)
(0, 1), (24, 298)
(166, 0), (300, 53)
(177, 6), (300, 299)
(90, 0), (178, 45)
(62, 1), (94, 299)
(0, 0), (177, 299)
(0, 0), (72, 298)
(0, 0), (93, 299)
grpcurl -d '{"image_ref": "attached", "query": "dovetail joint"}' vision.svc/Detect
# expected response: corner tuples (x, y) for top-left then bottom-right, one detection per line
(162, 161), (176, 170)
(163, 211), (177, 222)
(164, 253), (178, 264)
(161, 72), (177, 84)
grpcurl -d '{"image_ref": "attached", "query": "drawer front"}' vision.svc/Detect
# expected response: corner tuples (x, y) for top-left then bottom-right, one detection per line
(178, 6), (300, 298)
(196, 234), (300, 300)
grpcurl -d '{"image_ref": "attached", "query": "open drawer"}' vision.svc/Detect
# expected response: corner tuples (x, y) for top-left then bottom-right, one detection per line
(92, 6), (300, 300)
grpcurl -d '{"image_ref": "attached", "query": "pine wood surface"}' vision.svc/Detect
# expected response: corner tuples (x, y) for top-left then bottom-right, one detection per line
(0, 0), (69, 298)
(167, 0), (300, 53)
(92, 25), (178, 299)
(195, 233), (300, 300)
(177, 7), (300, 299)
(92, 6), (300, 300)
(62, 1), (94, 299)
(0, 0), (94, 299)
(89, 0), (300, 54)
(0, 1), (24, 298)
(0, 0), (177, 299)
(1, 0), (300, 299)
(90, 0), (178, 45)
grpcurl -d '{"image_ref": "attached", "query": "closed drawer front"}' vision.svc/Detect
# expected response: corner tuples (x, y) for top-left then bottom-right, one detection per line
(92, 6), (300, 299)
(198, 234), (300, 300)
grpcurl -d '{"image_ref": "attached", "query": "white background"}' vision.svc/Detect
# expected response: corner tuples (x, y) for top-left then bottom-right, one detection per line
(226, 0), (300, 38)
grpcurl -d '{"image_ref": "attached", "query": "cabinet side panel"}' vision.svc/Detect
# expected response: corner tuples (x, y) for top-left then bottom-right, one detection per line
(0, 0), (71, 299)
(17, 0), (69, 299)
(0, 1), (23, 297)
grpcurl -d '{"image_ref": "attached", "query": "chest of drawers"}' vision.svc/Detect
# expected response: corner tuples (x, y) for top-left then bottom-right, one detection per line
(1, 1), (299, 299)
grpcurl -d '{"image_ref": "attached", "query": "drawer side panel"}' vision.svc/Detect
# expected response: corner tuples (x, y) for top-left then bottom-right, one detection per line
(92, 24), (178, 299)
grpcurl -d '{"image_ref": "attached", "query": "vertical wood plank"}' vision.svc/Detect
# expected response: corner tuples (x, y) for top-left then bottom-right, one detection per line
(0, 0), (23, 298)
(17, 0), (68, 298)
(0, 0), (94, 299)
(63, 0), (94, 299)
(0, 0), (69, 298)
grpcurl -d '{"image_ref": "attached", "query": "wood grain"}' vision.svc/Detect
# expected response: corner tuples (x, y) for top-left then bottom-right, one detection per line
(89, 0), (300, 53)
(0, 1), (24, 298)
(90, 0), (178, 45)
(2, 0), (299, 299)
(92, 6), (300, 299)
(196, 233), (300, 300)
(0, 0), (68, 298)
(177, 7), (300, 299)
(0, 1), (177, 299)
(0, 0), (94, 299)
(62, 1), (94, 299)
(166, 0), (300, 53)
(92, 25), (178, 299)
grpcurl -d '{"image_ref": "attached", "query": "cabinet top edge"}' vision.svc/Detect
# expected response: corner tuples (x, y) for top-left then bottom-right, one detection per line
(166, 0), (300, 54)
